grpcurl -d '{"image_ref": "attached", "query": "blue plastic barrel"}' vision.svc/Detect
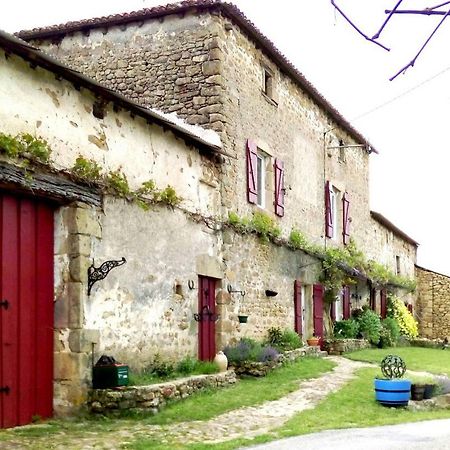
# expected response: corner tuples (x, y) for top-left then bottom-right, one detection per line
(374, 379), (411, 406)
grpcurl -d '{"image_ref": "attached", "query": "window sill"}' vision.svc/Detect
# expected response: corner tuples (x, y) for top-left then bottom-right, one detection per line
(261, 92), (278, 107)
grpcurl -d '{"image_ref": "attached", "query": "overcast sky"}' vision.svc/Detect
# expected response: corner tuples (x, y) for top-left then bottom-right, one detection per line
(2, 1), (449, 276)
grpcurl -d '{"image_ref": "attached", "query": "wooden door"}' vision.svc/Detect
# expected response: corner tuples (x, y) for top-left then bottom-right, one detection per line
(313, 284), (324, 338)
(342, 286), (351, 319)
(0, 193), (54, 428)
(293, 280), (303, 337)
(380, 289), (387, 319)
(198, 276), (216, 361)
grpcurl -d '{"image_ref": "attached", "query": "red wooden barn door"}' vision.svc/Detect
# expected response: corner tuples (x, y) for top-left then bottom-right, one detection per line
(198, 276), (216, 361)
(0, 193), (54, 428)
(313, 284), (324, 338)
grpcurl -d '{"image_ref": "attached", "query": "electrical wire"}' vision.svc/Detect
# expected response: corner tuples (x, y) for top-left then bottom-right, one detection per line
(351, 64), (450, 123)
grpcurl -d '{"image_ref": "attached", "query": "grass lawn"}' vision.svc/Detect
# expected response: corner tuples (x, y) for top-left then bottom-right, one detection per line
(0, 357), (335, 447)
(345, 347), (450, 376)
(185, 366), (450, 450)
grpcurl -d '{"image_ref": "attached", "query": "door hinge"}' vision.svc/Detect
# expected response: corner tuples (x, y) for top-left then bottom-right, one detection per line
(0, 300), (9, 310)
(0, 386), (10, 394)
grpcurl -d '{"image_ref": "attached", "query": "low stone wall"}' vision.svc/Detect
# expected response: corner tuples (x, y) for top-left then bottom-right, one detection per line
(89, 370), (237, 415)
(323, 338), (371, 355)
(410, 338), (447, 349)
(231, 345), (326, 377)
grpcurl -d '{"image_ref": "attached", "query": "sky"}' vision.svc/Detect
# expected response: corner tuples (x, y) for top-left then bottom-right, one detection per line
(2, 0), (450, 275)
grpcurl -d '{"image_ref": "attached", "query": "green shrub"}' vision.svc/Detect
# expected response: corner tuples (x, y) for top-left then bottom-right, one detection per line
(151, 354), (175, 378)
(333, 319), (359, 339)
(249, 211), (281, 241)
(107, 169), (130, 197)
(193, 361), (219, 375)
(176, 356), (197, 375)
(357, 309), (382, 345)
(266, 327), (302, 351)
(158, 185), (181, 206)
(382, 317), (400, 343)
(289, 229), (309, 250)
(388, 295), (418, 338)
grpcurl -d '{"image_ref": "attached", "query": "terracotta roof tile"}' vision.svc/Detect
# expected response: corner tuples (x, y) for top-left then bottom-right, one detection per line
(16, 0), (377, 152)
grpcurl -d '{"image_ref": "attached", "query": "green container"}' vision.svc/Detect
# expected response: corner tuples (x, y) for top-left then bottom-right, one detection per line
(93, 364), (129, 389)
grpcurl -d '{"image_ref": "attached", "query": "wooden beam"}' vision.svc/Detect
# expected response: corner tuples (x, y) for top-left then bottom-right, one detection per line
(0, 161), (101, 206)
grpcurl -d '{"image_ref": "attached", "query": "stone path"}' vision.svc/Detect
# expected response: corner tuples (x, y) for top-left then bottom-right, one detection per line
(0, 357), (371, 449)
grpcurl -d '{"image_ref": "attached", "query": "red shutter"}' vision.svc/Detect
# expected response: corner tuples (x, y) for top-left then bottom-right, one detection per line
(380, 289), (387, 319)
(369, 287), (376, 311)
(342, 192), (350, 245)
(293, 280), (302, 336)
(313, 284), (324, 338)
(325, 180), (333, 238)
(274, 158), (285, 217)
(342, 286), (351, 319)
(246, 139), (258, 204)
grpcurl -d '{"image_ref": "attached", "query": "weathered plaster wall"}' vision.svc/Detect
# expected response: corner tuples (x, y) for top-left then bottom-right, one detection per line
(87, 197), (223, 369)
(0, 51), (220, 216)
(416, 266), (450, 339)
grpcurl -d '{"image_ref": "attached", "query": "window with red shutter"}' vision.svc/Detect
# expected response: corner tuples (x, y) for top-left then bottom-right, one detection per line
(293, 280), (303, 336)
(274, 158), (285, 217)
(246, 139), (258, 204)
(325, 181), (333, 238)
(342, 192), (350, 245)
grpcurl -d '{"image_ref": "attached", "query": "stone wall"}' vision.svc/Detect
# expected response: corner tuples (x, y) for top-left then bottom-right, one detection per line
(416, 266), (450, 339)
(322, 338), (371, 355)
(31, 14), (226, 134)
(89, 370), (237, 415)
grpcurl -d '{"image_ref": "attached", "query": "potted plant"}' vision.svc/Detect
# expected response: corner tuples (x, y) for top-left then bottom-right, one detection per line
(306, 335), (320, 346)
(374, 355), (411, 407)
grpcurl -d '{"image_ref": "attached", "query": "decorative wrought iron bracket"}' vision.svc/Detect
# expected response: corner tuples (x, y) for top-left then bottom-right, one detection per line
(87, 257), (126, 296)
(194, 305), (220, 322)
(227, 284), (246, 298)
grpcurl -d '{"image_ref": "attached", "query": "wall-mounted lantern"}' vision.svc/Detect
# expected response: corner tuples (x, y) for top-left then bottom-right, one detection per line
(227, 284), (246, 298)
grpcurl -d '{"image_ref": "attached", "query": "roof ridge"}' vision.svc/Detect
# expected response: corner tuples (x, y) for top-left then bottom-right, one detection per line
(15, 0), (377, 154)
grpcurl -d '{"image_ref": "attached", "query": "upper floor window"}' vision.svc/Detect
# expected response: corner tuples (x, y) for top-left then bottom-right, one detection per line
(396, 255), (401, 275)
(325, 181), (350, 244)
(261, 66), (277, 104)
(256, 153), (266, 208)
(246, 139), (284, 216)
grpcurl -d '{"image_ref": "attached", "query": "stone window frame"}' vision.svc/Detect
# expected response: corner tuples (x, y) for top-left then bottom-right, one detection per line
(261, 64), (278, 106)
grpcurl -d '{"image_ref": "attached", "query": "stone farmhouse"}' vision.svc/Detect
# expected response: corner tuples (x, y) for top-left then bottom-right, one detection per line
(0, 0), (420, 426)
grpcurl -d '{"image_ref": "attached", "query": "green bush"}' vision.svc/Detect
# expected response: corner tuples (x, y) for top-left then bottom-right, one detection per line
(266, 327), (302, 351)
(176, 356), (197, 375)
(388, 295), (418, 338)
(357, 309), (382, 345)
(333, 319), (359, 339)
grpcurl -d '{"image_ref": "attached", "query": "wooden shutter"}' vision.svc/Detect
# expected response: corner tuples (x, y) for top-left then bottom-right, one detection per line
(246, 139), (258, 204)
(293, 280), (302, 336)
(342, 286), (351, 319)
(325, 181), (333, 238)
(330, 301), (336, 322)
(342, 192), (350, 245)
(369, 287), (376, 311)
(380, 289), (387, 319)
(274, 158), (285, 217)
(313, 284), (324, 338)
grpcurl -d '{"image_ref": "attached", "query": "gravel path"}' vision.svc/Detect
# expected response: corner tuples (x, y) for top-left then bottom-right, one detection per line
(0, 357), (371, 449)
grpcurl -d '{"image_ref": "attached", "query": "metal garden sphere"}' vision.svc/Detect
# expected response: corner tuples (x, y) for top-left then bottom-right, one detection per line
(381, 355), (406, 379)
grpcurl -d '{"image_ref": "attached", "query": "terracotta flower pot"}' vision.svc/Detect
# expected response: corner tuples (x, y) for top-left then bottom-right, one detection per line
(307, 337), (320, 346)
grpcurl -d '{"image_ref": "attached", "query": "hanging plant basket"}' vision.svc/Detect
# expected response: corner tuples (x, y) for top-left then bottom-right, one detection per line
(238, 315), (248, 324)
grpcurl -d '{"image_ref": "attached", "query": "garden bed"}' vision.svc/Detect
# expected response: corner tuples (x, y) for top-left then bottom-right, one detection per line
(231, 346), (326, 377)
(89, 370), (237, 415)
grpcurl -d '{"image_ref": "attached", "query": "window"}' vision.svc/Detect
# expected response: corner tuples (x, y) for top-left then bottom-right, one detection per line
(338, 140), (346, 163)
(396, 255), (401, 275)
(256, 153), (266, 208)
(262, 67), (273, 98)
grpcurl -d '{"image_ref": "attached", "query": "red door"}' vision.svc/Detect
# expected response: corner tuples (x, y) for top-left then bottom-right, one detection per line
(0, 193), (54, 428)
(198, 276), (216, 361)
(342, 286), (351, 319)
(380, 289), (387, 319)
(293, 280), (303, 337)
(313, 284), (324, 338)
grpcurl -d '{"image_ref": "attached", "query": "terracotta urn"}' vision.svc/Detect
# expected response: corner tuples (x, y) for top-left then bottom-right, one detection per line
(213, 351), (228, 372)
